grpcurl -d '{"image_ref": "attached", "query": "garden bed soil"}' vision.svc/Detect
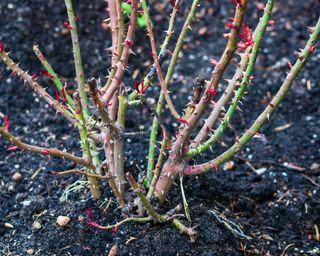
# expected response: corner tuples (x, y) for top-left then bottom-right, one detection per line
(0, 0), (320, 255)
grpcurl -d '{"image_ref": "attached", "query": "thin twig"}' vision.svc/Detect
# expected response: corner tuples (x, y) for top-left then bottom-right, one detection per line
(0, 127), (92, 168)
(179, 174), (191, 222)
(0, 50), (74, 123)
(147, 126), (168, 198)
(209, 209), (251, 240)
(51, 169), (107, 179)
(142, 0), (182, 120)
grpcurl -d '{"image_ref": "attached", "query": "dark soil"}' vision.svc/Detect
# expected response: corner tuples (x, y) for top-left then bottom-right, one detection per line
(1, 0), (320, 255)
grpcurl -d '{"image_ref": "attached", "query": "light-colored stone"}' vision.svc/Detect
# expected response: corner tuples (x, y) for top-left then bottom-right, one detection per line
(56, 216), (70, 227)
(12, 172), (22, 182)
(32, 221), (42, 230)
(198, 26), (207, 36)
(223, 161), (235, 171)
(26, 248), (34, 255)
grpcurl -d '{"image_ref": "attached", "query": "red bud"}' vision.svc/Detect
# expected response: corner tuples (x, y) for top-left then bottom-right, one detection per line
(64, 22), (73, 30)
(111, 226), (118, 235)
(308, 45), (316, 53)
(7, 146), (18, 151)
(225, 23), (236, 29)
(55, 91), (60, 102)
(207, 88), (217, 97)
(0, 42), (5, 52)
(4, 115), (9, 131)
(125, 40), (133, 48)
(42, 149), (49, 155)
(86, 208), (93, 220)
(31, 72), (38, 80)
(40, 70), (54, 79)
(268, 20), (276, 26)
(177, 117), (189, 125)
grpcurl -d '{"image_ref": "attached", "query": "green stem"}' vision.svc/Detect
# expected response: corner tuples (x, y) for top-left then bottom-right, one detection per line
(184, 16), (320, 175)
(154, 0), (248, 202)
(186, 0), (274, 157)
(147, 127), (168, 198)
(114, 95), (126, 195)
(142, 0), (182, 121)
(145, 0), (199, 186)
(171, 218), (197, 243)
(33, 45), (75, 109)
(179, 174), (191, 222)
(126, 174), (164, 222)
(0, 50), (74, 123)
(128, 1), (178, 102)
(34, 45), (100, 167)
(101, 216), (152, 230)
(64, 0), (90, 119)
(74, 92), (100, 200)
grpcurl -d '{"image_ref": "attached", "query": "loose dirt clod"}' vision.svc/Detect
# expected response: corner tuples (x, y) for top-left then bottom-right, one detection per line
(56, 216), (71, 227)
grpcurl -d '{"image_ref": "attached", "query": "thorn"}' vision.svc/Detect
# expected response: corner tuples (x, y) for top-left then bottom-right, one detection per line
(307, 26), (315, 33)
(236, 106), (243, 112)
(129, 49), (136, 55)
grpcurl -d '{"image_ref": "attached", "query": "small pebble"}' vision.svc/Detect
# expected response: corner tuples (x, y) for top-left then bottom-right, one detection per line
(198, 26), (207, 36)
(32, 221), (42, 230)
(223, 161), (235, 171)
(12, 172), (22, 182)
(7, 3), (14, 9)
(311, 163), (320, 171)
(21, 200), (31, 207)
(57, 216), (71, 227)
(26, 249), (34, 255)
(8, 185), (14, 192)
